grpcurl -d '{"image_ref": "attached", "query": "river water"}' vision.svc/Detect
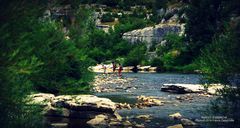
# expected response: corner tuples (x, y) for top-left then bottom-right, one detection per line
(95, 73), (214, 128)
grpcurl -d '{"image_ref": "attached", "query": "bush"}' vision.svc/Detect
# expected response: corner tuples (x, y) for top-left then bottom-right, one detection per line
(156, 34), (193, 71)
(0, 1), (48, 127)
(208, 87), (240, 126)
(101, 13), (115, 22)
(124, 44), (147, 66)
(16, 21), (93, 94)
(197, 23), (240, 125)
(198, 28), (240, 84)
(150, 58), (164, 68)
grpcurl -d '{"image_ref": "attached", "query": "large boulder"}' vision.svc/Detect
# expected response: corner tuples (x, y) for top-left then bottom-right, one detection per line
(161, 84), (205, 94)
(28, 93), (117, 118)
(28, 93), (120, 127)
(51, 95), (116, 114)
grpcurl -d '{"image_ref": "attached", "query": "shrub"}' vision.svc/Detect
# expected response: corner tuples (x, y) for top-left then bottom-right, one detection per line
(150, 58), (164, 67)
(101, 13), (115, 22)
(124, 44), (147, 66)
(198, 28), (240, 84)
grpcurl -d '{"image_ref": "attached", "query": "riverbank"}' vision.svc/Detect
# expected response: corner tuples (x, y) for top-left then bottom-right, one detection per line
(90, 64), (159, 73)
(89, 64), (200, 74)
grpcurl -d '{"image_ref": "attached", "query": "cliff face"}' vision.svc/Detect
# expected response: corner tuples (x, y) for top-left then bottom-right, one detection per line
(122, 3), (187, 47)
(122, 24), (184, 47)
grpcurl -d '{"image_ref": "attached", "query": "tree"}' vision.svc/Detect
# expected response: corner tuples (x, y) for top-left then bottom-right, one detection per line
(0, 0), (47, 127)
(124, 44), (147, 66)
(0, 0), (94, 127)
(198, 24), (240, 84)
(185, 0), (222, 57)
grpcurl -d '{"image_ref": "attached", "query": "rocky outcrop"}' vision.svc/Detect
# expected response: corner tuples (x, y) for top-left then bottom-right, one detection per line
(161, 83), (225, 95)
(122, 24), (184, 46)
(161, 84), (205, 94)
(28, 93), (120, 127)
(30, 93), (157, 127)
(50, 95), (116, 114)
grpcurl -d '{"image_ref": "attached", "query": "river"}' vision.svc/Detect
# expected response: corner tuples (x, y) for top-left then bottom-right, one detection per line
(95, 73), (214, 128)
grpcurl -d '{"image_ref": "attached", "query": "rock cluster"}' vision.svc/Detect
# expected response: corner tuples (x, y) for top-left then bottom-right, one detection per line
(28, 93), (153, 128)
(28, 93), (123, 127)
(116, 95), (164, 110)
(168, 112), (198, 127)
(136, 95), (163, 108)
(93, 74), (136, 93)
(116, 103), (132, 110)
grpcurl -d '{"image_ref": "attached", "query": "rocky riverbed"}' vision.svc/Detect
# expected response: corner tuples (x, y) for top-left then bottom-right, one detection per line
(93, 73), (223, 128)
(29, 73), (224, 128)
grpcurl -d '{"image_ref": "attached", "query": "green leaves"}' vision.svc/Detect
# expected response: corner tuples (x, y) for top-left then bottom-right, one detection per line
(198, 28), (240, 84)
(124, 44), (147, 66)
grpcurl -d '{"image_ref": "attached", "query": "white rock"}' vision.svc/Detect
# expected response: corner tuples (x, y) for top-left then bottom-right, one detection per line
(207, 84), (224, 95)
(162, 84), (205, 93)
(169, 112), (182, 119)
(87, 114), (108, 125)
(51, 95), (116, 113)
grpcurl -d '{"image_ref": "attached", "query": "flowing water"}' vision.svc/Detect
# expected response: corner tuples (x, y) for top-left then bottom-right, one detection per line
(95, 73), (214, 128)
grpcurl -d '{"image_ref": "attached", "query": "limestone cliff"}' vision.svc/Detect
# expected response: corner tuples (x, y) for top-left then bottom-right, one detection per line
(122, 23), (185, 47)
